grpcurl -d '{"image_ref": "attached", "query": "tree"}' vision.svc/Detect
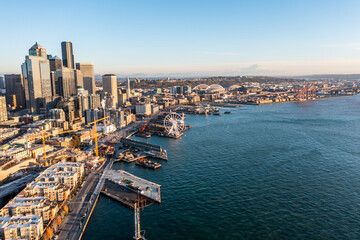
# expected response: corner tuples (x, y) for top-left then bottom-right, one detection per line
(70, 135), (81, 148)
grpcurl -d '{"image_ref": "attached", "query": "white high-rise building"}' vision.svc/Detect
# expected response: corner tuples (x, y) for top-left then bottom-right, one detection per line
(21, 42), (52, 113)
(102, 74), (118, 108)
(76, 63), (95, 94)
(0, 96), (7, 122)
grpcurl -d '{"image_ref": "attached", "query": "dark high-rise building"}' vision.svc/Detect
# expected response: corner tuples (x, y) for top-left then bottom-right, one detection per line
(49, 55), (62, 71)
(0, 76), (5, 89)
(4, 74), (26, 109)
(61, 41), (75, 69)
(50, 71), (57, 97)
(54, 68), (77, 98)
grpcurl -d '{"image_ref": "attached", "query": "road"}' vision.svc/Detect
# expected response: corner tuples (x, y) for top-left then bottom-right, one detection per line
(57, 169), (101, 240)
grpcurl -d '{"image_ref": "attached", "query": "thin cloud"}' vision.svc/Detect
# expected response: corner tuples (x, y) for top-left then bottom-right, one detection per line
(325, 42), (360, 50)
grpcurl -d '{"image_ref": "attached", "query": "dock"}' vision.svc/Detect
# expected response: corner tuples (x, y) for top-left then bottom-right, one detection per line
(101, 179), (159, 209)
(120, 138), (168, 160)
(209, 103), (243, 108)
(103, 169), (161, 203)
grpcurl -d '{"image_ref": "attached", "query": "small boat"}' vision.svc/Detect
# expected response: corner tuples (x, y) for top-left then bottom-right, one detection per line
(135, 132), (151, 138)
(224, 111), (232, 114)
(136, 158), (161, 169)
(213, 112), (222, 116)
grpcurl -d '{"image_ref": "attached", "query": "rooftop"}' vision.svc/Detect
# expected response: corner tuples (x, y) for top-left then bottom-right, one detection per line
(50, 55), (61, 60)
(29, 42), (44, 50)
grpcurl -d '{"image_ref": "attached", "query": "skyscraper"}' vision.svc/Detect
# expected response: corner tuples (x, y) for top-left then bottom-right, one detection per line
(4, 74), (26, 109)
(29, 42), (47, 57)
(54, 68), (77, 98)
(118, 89), (127, 106)
(76, 63), (95, 94)
(49, 56), (62, 97)
(21, 42), (52, 113)
(0, 76), (5, 89)
(74, 69), (83, 88)
(126, 77), (131, 99)
(102, 74), (118, 108)
(0, 96), (8, 122)
(49, 55), (62, 71)
(61, 41), (75, 69)
(88, 94), (100, 109)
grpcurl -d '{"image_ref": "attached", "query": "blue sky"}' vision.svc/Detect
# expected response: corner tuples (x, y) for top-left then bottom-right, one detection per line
(1, 0), (360, 76)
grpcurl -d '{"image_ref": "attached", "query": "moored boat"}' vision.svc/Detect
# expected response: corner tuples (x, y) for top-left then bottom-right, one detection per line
(135, 132), (151, 138)
(136, 158), (161, 169)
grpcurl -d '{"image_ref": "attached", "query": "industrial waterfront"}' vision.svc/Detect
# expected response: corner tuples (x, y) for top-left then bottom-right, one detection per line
(83, 94), (360, 240)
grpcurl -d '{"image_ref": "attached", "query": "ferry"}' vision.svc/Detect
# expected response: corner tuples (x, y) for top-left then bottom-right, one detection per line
(136, 158), (161, 169)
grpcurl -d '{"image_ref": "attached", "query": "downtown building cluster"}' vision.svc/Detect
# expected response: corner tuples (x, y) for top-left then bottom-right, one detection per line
(0, 41), (141, 128)
(0, 162), (84, 240)
(0, 42), (139, 181)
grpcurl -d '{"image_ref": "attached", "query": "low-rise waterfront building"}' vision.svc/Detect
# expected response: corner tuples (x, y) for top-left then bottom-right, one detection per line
(2, 215), (43, 240)
(0, 197), (58, 223)
(23, 181), (70, 202)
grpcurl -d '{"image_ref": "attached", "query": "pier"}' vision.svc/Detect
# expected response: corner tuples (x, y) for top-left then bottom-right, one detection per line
(103, 169), (161, 203)
(57, 156), (161, 240)
(120, 138), (168, 160)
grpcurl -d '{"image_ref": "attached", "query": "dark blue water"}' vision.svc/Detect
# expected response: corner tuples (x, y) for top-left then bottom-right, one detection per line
(84, 95), (360, 240)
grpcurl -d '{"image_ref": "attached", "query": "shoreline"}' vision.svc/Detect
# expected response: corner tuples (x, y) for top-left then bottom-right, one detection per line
(225, 94), (357, 106)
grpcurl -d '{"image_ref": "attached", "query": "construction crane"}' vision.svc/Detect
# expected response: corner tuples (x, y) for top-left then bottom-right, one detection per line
(87, 116), (110, 157)
(139, 117), (150, 133)
(29, 129), (82, 164)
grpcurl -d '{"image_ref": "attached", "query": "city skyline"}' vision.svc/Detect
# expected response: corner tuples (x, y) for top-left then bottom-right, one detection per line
(1, 0), (360, 76)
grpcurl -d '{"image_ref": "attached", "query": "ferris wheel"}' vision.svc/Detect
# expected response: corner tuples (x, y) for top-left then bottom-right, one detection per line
(163, 112), (185, 137)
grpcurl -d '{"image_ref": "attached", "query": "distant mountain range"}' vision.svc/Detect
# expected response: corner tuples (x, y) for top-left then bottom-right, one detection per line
(292, 74), (360, 80)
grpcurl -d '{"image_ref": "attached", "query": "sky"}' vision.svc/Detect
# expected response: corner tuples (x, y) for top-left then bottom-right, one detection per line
(1, 0), (360, 77)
